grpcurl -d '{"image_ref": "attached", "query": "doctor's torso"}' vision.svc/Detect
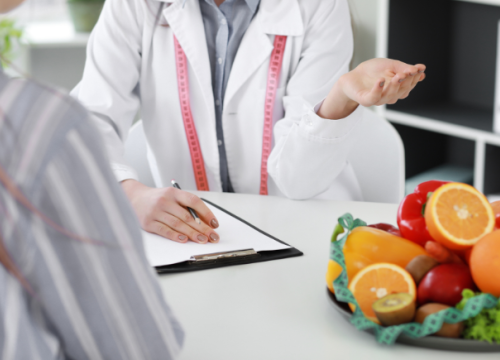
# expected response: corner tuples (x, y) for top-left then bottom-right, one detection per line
(73, 0), (364, 201)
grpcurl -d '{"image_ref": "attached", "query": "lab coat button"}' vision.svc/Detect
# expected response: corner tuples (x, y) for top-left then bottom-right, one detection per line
(218, 58), (223, 65)
(218, 140), (223, 146)
(216, 99), (220, 106)
(221, 18), (227, 25)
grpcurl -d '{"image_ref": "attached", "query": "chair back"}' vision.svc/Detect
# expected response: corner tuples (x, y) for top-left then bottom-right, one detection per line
(347, 109), (405, 204)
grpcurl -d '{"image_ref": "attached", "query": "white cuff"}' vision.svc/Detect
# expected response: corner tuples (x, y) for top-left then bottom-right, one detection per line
(298, 100), (363, 140)
(111, 163), (139, 183)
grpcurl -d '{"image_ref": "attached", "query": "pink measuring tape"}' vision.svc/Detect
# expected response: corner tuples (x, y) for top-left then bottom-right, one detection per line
(174, 35), (287, 194)
(174, 36), (209, 191)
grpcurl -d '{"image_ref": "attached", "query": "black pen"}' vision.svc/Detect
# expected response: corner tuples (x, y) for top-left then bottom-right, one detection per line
(171, 180), (201, 225)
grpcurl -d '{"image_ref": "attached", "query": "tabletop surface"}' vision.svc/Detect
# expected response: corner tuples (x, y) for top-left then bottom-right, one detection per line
(156, 192), (497, 360)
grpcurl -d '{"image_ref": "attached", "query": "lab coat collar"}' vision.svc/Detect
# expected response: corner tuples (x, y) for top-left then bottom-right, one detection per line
(223, 0), (302, 106)
(154, 0), (303, 36)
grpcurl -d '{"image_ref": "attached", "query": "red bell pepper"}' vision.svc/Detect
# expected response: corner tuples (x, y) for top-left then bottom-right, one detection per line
(367, 223), (402, 237)
(397, 180), (449, 247)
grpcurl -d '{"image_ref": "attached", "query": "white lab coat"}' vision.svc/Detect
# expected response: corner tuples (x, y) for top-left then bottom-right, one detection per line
(72, 0), (365, 200)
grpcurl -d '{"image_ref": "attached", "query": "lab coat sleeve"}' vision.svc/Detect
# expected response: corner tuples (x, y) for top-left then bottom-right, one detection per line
(267, 0), (364, 200)
(71, 0), (144, 182)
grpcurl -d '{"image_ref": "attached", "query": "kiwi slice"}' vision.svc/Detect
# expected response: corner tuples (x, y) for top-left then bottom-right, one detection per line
(372, 293), (416, 326)
(405, 255), (439, 284)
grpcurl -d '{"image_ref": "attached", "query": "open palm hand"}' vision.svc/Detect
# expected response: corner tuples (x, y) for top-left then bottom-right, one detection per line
(343, 58), (426, 107)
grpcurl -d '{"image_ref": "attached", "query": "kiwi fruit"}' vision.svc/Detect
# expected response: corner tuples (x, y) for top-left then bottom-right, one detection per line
(372, 293), (416, 326)
(405, 255), (439, 284)
(415, 303), (464, 338)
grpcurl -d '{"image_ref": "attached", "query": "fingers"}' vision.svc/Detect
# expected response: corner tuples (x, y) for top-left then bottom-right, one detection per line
(148, 221), (189, 243)
(147, 220), (212, 244)
(161, 199), (220, 243)
(171, 188), (219, 229)
(356, 60), (426, 107)
(361, 77), (385, 106)
(400, 65), (426, 99)
(377, 66), (425, 105)
(157, 211), (217, 244)
(145, 209), (219, 244)
(415, 63), (426, 74)
(398, 74), (417, 100)
(376, 73), (406, 105)
(392, 61), (425, 76)
(136, 187), (220, 244)
(410, 70), (422, 87)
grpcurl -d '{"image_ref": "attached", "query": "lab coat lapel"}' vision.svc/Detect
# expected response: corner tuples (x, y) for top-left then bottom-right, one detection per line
(224, 0), (304, 107)
(163, 0), (215, 124)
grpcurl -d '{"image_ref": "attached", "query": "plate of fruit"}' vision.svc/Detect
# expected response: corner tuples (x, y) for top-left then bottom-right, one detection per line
(326, 181), (500, 351)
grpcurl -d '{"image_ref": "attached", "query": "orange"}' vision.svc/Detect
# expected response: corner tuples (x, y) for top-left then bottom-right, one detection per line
(424, 183), (495, 250)
(348, 263), (416, 324)
(470, 230), (500, 297)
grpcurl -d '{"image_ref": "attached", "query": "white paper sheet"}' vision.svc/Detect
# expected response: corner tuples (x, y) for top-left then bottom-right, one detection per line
(142, 202), (291, 267)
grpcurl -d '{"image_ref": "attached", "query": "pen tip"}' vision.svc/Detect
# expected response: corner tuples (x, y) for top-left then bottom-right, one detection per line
(171, 179), (176, 185)
(196, 218), (201, 225)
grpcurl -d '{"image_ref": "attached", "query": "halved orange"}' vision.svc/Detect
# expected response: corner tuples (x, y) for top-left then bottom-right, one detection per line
(348, 263), (416, 324)
(424, 183), (495, 250)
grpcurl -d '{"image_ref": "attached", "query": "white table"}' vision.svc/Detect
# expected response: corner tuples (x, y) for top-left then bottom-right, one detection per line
(157, 192), (497, 360)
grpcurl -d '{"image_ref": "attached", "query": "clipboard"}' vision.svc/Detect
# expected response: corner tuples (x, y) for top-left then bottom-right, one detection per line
(152, 199), (303, 274)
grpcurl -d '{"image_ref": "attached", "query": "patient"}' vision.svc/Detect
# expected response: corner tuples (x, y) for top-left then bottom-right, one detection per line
(0, 0), (183, 359)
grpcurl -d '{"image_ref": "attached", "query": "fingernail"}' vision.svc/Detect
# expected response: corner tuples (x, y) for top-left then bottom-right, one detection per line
(409, 73), (415, 76)
(197, 234), (208, 243)
(211, 219), (219, 228)
(379, 81), (385, 87)
(419, 70), (425, 73)
(209, 233), (219, 243)
(178, 235), (187, 242)
(399, 79), (404, 83)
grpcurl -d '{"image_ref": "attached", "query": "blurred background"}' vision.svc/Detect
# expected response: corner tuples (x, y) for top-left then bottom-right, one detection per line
(1, 0), (104, 90)
(0, 0), (379, 92)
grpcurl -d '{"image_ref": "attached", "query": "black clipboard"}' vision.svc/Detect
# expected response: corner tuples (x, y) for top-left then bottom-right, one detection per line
(155, 198), (303, 274)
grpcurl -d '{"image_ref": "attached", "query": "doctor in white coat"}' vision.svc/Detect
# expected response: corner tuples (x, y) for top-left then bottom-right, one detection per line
(72, 0), (425, 244)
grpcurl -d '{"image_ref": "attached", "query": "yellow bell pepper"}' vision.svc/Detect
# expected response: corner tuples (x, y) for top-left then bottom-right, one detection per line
(326, 226), (427, 293)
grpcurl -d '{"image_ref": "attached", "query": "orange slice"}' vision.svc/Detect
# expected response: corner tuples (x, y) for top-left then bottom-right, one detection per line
(348, 263), (416, 324)
(424, 183), (495, 250)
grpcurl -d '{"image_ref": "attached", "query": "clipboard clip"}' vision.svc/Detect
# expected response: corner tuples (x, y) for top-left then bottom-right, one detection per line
(189, 249), (257, 263)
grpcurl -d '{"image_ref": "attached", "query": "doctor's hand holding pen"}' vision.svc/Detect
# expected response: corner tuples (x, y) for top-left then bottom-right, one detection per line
(122, 179), (220, 245)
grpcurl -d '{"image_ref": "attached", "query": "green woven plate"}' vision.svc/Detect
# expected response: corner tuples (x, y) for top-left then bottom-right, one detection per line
(327, 288), (500, 352)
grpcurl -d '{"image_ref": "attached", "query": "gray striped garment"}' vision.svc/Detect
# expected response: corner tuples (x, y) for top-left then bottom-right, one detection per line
(0, 70), (184, 360)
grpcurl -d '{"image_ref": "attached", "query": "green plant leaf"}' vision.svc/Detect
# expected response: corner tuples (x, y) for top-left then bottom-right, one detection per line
(0, 18), (23, 68)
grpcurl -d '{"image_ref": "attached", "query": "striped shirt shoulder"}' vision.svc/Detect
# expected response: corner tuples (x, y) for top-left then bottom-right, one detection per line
(0, 72), (184, 360)
(0, 73), (91, 187)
